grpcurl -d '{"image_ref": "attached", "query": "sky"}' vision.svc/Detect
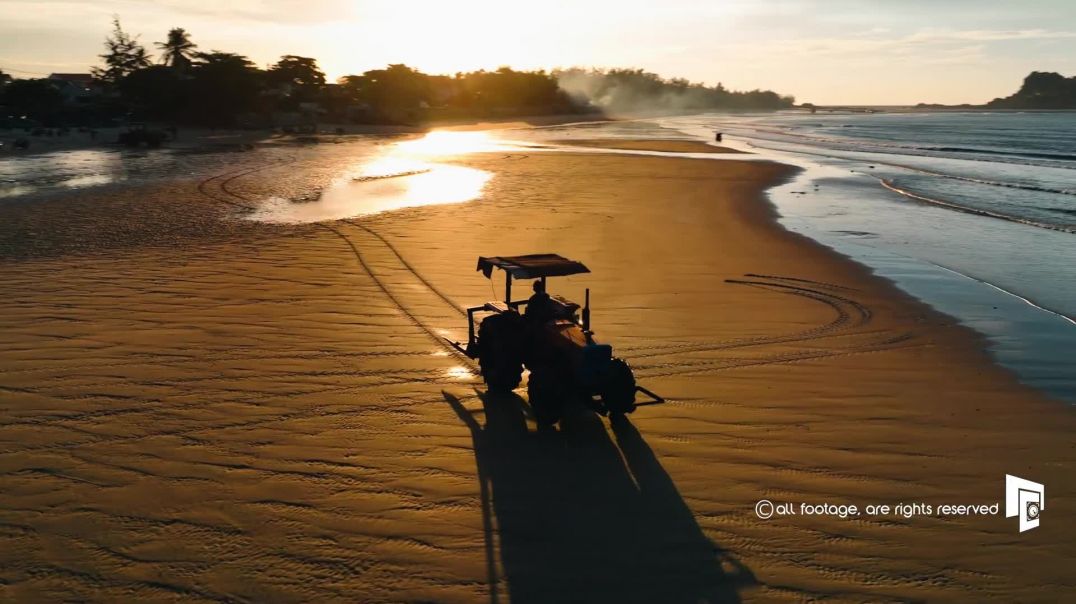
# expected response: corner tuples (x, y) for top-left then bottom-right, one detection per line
(1, 0), (1074, 105)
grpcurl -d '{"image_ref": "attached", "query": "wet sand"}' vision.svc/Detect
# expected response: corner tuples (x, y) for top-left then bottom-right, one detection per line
(553, 138), (744, 154)
(0, 115), (604, 158)
(0, 139), (1073, 602)
(0, 126), (425, 159)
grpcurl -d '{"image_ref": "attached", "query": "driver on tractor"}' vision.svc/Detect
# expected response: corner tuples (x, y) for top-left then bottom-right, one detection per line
(525, 280), (556, 325)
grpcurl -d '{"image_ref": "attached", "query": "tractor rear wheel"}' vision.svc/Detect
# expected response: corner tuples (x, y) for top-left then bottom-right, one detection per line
(601, 357), (636, 415)
(478, 313), (524, 393)
(527, 370), (563, 427)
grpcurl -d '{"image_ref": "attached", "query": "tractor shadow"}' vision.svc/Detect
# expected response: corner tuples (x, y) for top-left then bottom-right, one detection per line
(444, 389), (755, 604)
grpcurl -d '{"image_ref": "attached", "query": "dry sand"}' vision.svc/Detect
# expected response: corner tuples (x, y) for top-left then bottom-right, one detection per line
(0, 139), (1073, 603)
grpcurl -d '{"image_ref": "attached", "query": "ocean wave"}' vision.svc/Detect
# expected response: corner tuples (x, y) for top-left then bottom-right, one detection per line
(723, 132), (1076, 198)
(925, 261), (1076, 326)
(878, 178), (1075, 235)
(885, 163), (1076, 197)
(717, 124), (1076, 171)
(922, 146), (1076, 162)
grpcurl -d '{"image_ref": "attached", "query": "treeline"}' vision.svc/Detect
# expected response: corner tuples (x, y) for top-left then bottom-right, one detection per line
(555, 68), (795, 113)
(986, 71), (1076, 109)
(336, 64), (579, 123)
(1, 18), (794, 128)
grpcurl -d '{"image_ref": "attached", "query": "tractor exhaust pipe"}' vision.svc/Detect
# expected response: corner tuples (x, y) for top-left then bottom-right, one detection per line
(583, 288), (591, 333)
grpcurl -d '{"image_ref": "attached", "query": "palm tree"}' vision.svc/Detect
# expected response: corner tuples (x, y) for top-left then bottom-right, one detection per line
(156, 28), (197, 70)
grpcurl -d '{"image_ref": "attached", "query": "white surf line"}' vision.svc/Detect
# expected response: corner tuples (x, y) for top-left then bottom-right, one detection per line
(923, 261), (1076, 327)
(655, 128), (1076, 333)
(683, 118), (1073, 172)
(662, 121), (1076, 211)
(705, 121), (1076, 235)
(750, 135), (1076, 197)
(879, 178), (1075, 235)
(521, 129), (1073, 315)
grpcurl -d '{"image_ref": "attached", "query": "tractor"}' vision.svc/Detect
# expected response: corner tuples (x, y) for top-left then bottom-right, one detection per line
(447, 254), (655, 426)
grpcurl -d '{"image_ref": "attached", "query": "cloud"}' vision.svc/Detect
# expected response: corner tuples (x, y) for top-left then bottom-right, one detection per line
(909, 28), (1076, 42)
(1, 0), (357, 26)
(142, 0), (358, 24)
(765, 28), (1076, 59)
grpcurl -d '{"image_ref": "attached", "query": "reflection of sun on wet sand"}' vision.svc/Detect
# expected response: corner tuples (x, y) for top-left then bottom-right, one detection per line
(243, 132), (506, 223)
(0, 135), (1074, 602)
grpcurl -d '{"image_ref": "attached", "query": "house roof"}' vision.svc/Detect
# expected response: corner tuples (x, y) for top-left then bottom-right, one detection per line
(477, 254), (590, 280)
(48, 73), (95, 85)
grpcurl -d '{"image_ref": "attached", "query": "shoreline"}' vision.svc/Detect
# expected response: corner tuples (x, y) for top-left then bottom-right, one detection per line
(0, 137), (1073, 601)
(513, 132), (1076, 401)
(660, 112), (1076, 402)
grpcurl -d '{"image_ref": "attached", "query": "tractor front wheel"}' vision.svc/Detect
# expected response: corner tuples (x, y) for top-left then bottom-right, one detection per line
(601, 357), (637, 416)
(478, 313), (524, 393)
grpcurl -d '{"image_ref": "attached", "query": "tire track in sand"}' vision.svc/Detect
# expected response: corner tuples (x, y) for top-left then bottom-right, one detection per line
(621, 277), (875, 359)
(623, 276), (911, 356)
(212, 163), (916, 383)
(208, 163), (478, 375)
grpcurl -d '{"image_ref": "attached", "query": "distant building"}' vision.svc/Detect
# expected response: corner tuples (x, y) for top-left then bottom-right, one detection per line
(47, 73), (98, 104)
(48, 73), (94, 87)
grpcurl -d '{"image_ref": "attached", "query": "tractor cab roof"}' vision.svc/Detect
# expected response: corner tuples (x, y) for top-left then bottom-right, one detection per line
(477, 254), (590, 280)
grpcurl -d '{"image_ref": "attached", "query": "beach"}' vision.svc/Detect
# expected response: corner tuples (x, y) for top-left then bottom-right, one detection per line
(1, 134), (1073, 602)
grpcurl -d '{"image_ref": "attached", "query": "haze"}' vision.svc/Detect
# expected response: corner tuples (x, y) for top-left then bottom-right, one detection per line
(1, 0), (1074, 105)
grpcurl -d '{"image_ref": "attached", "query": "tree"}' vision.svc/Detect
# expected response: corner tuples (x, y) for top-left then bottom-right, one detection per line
(120, 65), (185, 120)
(92, 17), (151, 85)
(268, 55), (325, 88)
(156, 28), (197, 70)
(187, 51), (263, 126)
(342, 64), (429, 120)
(267, 55), (325, 105)
(455, 67), (562, 111)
